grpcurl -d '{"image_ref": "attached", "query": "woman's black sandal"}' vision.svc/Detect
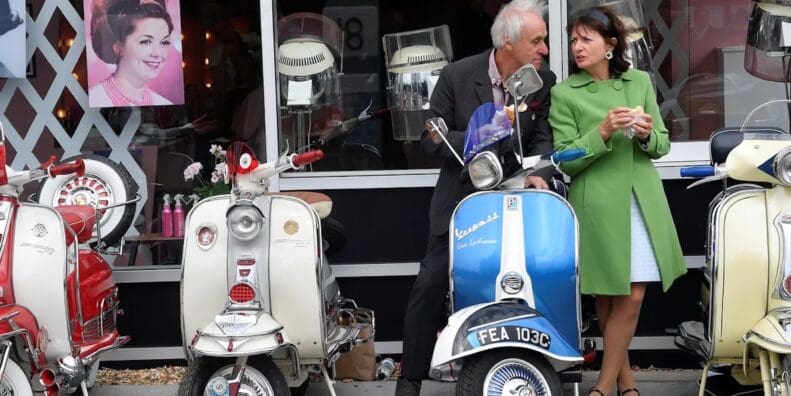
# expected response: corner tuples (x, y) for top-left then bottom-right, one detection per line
(621, 388), (640, 396)
(587, 389), (605, 396)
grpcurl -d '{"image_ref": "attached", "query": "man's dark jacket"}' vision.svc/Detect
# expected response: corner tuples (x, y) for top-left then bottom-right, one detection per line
(422, 49), (557, 236)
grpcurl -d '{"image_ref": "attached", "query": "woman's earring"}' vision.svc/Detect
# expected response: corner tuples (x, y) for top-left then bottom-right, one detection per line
(605, 50), (613, 60)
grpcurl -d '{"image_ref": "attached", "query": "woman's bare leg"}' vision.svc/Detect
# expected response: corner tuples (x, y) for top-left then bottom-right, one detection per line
(592, 283), (646, 394)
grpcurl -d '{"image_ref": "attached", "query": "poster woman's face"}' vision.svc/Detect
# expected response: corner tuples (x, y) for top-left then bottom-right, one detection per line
(116, 17), (171, 82)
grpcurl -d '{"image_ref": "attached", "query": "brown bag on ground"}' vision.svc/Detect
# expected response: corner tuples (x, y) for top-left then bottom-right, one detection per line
(334, 309), (376, 381)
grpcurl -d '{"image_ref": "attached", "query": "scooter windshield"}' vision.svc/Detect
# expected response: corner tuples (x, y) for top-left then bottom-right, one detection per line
(462, 102), (513, 164)
(739, 99), (791, 137)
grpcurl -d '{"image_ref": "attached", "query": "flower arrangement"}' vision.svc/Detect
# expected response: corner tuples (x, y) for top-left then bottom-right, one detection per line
(182, 144), (231, 199)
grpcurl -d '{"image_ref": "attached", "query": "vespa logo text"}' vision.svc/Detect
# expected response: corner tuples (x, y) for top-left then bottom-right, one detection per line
(455, 212), (500, 241)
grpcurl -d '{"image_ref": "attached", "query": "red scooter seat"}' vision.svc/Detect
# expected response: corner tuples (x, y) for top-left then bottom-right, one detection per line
(55, 205), (96, 245)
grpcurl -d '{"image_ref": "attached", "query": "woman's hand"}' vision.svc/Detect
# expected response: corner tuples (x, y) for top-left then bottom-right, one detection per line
(599, 107), (635, 141)
(630, 112), (653, 142)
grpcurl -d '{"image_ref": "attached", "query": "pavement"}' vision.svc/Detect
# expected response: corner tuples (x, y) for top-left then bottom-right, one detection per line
(89, 370), (704, 395)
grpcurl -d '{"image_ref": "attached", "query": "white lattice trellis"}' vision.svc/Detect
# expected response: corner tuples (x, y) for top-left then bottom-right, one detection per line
(0, 0), (146, 236)
(644, 0), (692, 139)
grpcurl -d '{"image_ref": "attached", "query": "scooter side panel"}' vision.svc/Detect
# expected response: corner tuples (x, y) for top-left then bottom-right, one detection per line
(181, 196), (231, 357)
(268, 197), (324, 359)
(13, 205), (71, 359)
(451, 190), (579, 349)
(711, 190), (768, 358)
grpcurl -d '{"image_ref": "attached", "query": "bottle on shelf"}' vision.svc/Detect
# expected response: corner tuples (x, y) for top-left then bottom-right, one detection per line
(174, 193), (185, 238)
(161, 194), (173, 237)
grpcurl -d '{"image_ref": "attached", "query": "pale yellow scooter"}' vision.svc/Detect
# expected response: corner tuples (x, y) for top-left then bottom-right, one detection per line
(677, 99), (791, 396)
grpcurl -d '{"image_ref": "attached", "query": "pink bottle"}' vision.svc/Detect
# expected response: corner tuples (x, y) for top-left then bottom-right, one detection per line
(161, 194), (173, 237)
(173, 194), (185, 238)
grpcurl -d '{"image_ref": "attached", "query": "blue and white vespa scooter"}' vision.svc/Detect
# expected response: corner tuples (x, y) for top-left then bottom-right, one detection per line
(427, 65), (594, 396)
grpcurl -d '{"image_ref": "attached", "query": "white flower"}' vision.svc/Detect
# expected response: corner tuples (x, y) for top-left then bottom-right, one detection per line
(210, 172), (221, 183)
(214, 162), (229, 184)
(209, 144), (223, 156)
(183, 162), (203, 181)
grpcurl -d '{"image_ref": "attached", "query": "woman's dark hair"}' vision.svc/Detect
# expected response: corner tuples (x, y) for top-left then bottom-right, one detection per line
(567, 5), (630, 76)
(91, 0), (174, 64)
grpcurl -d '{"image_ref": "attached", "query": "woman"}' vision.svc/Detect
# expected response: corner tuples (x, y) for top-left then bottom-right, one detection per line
(89, 0), (174, 107)
(549, 6), (686, 396)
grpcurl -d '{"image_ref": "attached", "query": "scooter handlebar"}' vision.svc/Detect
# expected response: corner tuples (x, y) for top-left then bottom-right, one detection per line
(552, 148), (587, 163)
(680, 166), (715, 178)
(49, 159), (85, 177)
(292, 150), (324, 168)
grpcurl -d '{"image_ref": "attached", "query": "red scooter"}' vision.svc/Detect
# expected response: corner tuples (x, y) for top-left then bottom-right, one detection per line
(0, 121), (135, 395)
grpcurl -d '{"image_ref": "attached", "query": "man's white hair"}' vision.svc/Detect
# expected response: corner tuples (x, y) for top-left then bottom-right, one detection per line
(490, 0), (548, 48)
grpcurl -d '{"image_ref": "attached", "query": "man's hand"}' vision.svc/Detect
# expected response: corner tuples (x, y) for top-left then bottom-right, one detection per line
(191, 114), (219, 135)
(524, 175), (549, 189)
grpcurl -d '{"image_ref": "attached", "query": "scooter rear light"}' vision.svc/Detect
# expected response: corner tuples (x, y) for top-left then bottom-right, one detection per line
(44, 385), (59, 396)
(229, 282), (256, 303)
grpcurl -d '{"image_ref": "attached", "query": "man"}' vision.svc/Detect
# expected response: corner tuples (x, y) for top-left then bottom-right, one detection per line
(395, 1), (556, 395)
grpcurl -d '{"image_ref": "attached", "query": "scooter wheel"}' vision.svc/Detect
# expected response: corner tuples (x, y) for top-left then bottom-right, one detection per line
(178, 355), (288, 396)
(456, 349), (562, 396)
(0, 358), (33, 395)
(36, 154), (139, 247)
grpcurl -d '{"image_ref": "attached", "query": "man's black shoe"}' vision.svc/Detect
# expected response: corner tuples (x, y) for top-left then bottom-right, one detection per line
(394, 378), (422, 396)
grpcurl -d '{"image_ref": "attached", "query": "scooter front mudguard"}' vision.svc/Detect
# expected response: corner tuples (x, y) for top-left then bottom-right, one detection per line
(743, 309), (791, 356)
(430, 301), (582, 380)
(189, 311), (291, 358)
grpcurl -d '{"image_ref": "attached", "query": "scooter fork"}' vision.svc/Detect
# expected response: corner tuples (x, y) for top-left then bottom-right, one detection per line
(769, 351), (789, 396)
(227, 356), (247, 396)
(758, 348), (789, 396)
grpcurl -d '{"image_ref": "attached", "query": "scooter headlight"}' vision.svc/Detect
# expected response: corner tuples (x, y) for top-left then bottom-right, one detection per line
(774, 147), (791, 185)
(227, 205), (263, 241)
(469, 151), (503, 190)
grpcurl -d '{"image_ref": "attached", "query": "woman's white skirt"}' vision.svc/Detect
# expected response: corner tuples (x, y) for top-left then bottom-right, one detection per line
(630, 193), (661, 282)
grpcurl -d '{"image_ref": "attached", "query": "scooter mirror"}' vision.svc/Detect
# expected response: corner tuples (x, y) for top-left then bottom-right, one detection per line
(505, 64), (543, 99)
(425, 117), (464, 166)
(425, 117), (448, 144)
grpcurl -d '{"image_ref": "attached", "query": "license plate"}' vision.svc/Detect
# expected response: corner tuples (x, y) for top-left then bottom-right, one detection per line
(215, 313), (257, 336)
(474, 326), (551, 349)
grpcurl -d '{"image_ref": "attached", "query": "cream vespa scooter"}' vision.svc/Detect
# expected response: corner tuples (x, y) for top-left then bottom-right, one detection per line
(676, 99), (791, 395)
(178, 142), (374, 396)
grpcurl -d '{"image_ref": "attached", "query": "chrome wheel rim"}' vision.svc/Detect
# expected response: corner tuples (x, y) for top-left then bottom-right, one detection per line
(203, 365), (274, 396)
(51, 175), (115, 229)
(482, 358), (551, 396)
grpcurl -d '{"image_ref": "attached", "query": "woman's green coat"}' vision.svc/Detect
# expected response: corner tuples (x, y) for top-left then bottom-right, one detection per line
(549, 68), (686, 295)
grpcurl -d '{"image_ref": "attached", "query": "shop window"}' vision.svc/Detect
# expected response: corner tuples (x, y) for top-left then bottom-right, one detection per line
(274, 0), (554, 172)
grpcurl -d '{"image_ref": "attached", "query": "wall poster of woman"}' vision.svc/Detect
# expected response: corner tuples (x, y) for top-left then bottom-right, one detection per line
(0, 0), (25, 78)
(85, 0), (184, 108)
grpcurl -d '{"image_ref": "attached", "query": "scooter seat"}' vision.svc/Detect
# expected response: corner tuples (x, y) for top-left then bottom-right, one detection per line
(55, 205), (96, 245)
(269, 191), (332, 219)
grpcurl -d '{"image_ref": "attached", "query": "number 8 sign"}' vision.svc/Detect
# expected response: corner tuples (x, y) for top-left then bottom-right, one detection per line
(323, 6), (379, 59)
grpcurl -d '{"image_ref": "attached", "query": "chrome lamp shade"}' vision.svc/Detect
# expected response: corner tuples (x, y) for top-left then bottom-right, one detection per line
(383, 26), (452, 141)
